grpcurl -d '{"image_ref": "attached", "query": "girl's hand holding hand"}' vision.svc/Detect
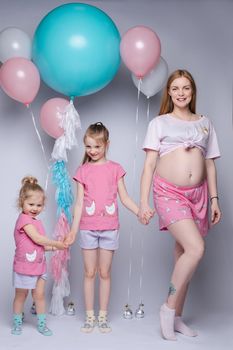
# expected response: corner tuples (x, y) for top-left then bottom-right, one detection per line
(64, 231), (76, 246)
(54, 241), (68, 250)
(138, 203), (155, 225)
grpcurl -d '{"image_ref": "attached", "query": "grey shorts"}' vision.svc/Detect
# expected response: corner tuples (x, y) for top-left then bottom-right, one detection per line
(78, 229), (119, 250)
(13, 272), (47, 289)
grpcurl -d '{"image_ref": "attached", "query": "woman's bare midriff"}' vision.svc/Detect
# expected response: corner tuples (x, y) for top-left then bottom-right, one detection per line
(155, 147), (206, 187)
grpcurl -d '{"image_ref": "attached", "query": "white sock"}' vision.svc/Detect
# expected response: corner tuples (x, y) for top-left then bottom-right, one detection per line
(174, 316), (198, 337)
(86, 310), (95, 318)
(159, 303), (177, 341)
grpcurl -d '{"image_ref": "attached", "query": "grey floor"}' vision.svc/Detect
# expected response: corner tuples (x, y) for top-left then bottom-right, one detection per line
(1, 310), (232, 350)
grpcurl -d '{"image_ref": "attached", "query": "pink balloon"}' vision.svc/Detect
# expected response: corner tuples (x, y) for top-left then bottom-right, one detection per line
(40, 98), (70, 139)
(0, 57), (40, 105)
(120, 26), (161, 79)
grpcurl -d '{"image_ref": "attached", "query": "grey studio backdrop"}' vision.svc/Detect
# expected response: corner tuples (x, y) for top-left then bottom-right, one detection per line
(0, 0), (233, 349)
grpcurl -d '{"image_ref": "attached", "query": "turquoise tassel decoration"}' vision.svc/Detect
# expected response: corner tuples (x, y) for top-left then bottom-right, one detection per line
(51, 160), (74, 224)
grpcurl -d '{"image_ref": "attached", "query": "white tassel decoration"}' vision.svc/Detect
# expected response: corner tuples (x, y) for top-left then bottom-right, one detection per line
(52, 100), (81, 161)
(49, 268), (70, 316)
(51, 135), (67, 161)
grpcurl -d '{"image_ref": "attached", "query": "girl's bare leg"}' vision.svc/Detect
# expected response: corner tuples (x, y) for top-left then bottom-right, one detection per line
(82, 248), (98, 311)
(98, 248), (114, 311)
(98, 248), (114, 333)
(13, 288), (28, 314)
(32, 278), (46, 314)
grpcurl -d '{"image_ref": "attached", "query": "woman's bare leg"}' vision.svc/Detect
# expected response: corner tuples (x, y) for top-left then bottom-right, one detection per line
(160, 219), (204, 340)
(173, 242), (198, 336)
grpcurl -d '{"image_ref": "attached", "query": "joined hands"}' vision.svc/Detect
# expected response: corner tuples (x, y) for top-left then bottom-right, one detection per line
(138, 204), (155, 225)
(64, 231), (76, 246)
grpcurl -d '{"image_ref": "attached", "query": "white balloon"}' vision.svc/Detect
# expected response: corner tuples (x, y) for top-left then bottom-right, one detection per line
(132, 56), (168, 98)
(0, 27), (31, 63)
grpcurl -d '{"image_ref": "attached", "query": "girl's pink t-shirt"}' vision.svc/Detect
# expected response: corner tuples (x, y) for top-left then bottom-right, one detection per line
(13, 213), (46, 276)
(73, 160), (125, 230)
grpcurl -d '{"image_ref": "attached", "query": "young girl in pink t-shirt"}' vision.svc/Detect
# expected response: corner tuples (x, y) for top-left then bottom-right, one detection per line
(12, 176), (66, 336)
(66, 122), (139, 333)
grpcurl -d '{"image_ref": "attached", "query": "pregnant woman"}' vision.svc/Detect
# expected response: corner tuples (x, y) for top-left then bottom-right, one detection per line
(139, 69), (221, 341)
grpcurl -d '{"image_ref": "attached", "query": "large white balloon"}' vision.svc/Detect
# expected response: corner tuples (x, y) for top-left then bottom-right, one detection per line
(132, 57), (168, 98)
(0, 27), (31, 63)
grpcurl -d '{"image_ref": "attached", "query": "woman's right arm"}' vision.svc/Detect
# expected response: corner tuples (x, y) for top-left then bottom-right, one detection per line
(139, 149), (158, 224)
(65, 182), (84, 245)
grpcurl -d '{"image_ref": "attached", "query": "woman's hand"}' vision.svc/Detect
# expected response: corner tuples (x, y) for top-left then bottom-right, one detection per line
(210, 199), (221, 225)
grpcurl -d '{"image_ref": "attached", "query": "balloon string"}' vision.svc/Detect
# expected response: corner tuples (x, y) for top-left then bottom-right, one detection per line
(127, 230), (133, 303)
(146, 97), (150, 122)
(126, 79), (142, 304)
(134, 78), (141, 177)
(139, 233), (144, 302)
(232, 79), (233, 129)
(135, 78), (142, 128)
(27, 105), (50, 190)
(44, 170), (50, 193)
(136, 79), (145, 303)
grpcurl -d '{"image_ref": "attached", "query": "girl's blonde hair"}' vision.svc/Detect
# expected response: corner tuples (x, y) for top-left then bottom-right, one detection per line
(159, 69), (197, 115)
(18, 176), (45, 209)
(82, 122), (109, 164)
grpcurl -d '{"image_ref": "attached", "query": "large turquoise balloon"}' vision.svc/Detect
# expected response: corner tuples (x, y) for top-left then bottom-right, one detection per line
(32, 3), (121, 97)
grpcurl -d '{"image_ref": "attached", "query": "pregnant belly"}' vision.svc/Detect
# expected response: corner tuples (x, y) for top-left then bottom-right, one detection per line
(155, 147), (206, 186)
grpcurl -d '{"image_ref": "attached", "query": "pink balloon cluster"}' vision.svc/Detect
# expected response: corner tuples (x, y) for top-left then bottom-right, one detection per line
(120, 26), (161, 79)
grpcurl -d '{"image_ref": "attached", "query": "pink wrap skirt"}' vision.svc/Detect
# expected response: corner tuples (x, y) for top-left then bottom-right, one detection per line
(153, 175), (209, 236)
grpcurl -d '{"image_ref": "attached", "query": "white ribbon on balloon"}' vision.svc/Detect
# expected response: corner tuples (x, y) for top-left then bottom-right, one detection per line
(27, 104), (50, 190)
(126, 78), (142, 304)
(138, 223), (145, 303)
(136, 59), (168, 303)
(146, 97), (150, 122)
(49, 268), (70, 316)
(136, 82), (146, 303)
(52, 100), (81, 161)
